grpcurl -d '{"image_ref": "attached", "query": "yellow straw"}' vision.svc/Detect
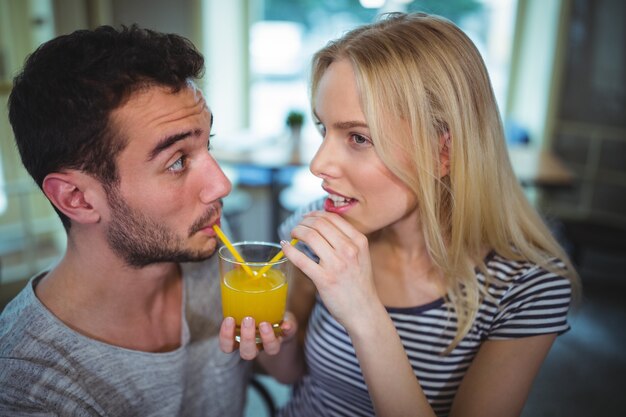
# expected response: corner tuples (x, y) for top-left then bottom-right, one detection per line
(212, 225), (255, 277)
(256, 238), (298, 276)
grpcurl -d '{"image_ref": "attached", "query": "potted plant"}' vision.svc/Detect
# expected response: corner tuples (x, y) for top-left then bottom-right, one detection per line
(286, 110), (305, 163)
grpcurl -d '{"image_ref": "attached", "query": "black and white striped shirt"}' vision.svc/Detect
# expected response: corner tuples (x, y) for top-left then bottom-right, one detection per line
(278, 201), (572, 417)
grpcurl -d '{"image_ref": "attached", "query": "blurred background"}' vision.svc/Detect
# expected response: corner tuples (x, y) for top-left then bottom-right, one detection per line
(0, 0), (624, 416)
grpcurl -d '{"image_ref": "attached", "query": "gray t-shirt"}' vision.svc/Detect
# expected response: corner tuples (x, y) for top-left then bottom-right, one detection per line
(0, 256), (251, 416)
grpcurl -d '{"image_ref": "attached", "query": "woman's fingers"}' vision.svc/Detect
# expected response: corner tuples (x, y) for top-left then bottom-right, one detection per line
(286, 213), (369, 287)
(238, 317), (260, 360)
(304, 211), (366, 245)
(219, 313), (298, 359)
(298, 212), (350, 250)
(283, 211), (377, 330)
(258, 322), (281, 355)
(219, 317), (238, 353)
(279, 311), (298, 339)
(300, 212), (368, 260)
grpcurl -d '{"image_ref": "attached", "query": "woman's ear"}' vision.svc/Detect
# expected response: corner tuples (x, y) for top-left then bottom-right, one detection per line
(42, 172), (102, 225)
(439, 130), (451, 178)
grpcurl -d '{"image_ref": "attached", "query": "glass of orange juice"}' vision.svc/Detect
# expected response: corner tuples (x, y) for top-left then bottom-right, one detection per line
(218, 241), (291, 343)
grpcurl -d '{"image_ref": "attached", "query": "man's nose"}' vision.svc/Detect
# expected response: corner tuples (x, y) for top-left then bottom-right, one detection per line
(200, 156), (232, 204)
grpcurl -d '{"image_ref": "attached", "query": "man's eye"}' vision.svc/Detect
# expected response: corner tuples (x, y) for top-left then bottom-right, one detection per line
(168, 156), (186, 172)
(207, 133), (215, 151)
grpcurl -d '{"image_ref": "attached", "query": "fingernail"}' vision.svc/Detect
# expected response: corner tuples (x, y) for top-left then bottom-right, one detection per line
(259, 322), (272, 334)
(224, 317), (235, 328)
(280, 240), (288, 247)
(242, 317), (254, 328)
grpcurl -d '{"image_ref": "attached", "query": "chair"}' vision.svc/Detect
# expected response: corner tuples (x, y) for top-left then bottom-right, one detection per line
(248, 374), (277, 417)
(559, 219), (626, 268)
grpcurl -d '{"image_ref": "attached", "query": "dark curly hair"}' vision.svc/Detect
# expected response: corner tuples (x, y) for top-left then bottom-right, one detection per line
(8, 25), (204, 229)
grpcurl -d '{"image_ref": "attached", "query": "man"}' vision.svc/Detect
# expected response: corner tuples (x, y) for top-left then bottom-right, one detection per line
(0, 25), (251, 416)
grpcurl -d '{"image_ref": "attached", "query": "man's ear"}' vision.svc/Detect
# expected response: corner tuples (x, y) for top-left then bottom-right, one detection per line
(439, 130), (451, 178)
(42, 172), (102, 225)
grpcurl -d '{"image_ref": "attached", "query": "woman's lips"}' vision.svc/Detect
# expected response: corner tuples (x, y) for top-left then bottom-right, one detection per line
(327, 193), (354, 207)
(323, 193), (357, 214)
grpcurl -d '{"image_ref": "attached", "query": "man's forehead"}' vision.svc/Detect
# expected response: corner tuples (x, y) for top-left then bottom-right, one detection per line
(109, 84), (212, 157)
(187, 83), (212, 124)
(112, 84), (210, 122)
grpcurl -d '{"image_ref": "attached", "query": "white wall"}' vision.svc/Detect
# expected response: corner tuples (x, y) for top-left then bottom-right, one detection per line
(111, 0), (195, 41)
(506, 0), (564, 146)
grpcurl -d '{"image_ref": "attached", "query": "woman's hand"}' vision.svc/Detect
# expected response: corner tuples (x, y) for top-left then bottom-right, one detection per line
(281, 211), (381, 331)
(219, 312), (298, 360)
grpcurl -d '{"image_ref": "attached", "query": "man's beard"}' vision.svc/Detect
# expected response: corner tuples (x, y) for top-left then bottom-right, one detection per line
(105, 186), (217, 268)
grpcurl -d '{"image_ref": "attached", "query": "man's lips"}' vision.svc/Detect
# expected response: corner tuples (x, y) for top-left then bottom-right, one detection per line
(199, 218), (221, 235)
(189, 206), (222, 237)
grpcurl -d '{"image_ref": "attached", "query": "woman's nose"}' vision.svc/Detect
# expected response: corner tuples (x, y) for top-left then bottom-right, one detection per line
(310, 137), (340, 180)
(200, 156), (232, 204)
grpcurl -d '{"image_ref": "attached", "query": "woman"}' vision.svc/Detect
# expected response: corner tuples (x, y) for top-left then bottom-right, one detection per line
(220, 12), (578, 417)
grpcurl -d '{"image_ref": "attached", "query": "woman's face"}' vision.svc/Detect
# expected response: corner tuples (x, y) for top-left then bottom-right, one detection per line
(310, 59), (418, 234)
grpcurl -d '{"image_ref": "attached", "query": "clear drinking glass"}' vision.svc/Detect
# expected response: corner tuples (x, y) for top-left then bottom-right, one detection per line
(218, 241), (290, 342)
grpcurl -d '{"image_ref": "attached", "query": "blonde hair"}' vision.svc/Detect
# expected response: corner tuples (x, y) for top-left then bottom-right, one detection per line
(311, 12), (579, 349)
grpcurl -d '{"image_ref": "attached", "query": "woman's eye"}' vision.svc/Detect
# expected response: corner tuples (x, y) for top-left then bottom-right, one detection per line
(351, 134), (371, 146)
(315, 122), (326, 137)
(168, 156), (186, 173)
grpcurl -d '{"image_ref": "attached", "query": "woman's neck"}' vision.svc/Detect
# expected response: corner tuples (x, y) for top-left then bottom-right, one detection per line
(368, 216), (447, 308)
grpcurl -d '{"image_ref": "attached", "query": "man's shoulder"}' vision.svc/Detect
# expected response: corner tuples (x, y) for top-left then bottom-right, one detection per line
(0, 276), (84, 364)
(0, 282), (62, 407)
(0, 280), (41, 355)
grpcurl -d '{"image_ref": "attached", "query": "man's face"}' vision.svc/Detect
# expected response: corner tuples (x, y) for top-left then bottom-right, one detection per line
(104, 84), (231, 267)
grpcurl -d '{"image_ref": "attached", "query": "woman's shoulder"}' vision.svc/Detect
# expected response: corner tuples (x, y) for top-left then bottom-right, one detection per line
(481, 251), (572, 304)
(480, 251), (573, 338)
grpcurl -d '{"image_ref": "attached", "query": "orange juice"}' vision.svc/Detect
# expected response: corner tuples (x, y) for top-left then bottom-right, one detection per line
(221, 267), (288, 336)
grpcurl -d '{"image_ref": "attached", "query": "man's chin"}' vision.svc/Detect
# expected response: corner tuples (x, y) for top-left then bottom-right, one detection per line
(120, 244), (217, 268)
(178, 254), (212, 264)
(180, 240), (218, 262)
(146, 236), (219, 265)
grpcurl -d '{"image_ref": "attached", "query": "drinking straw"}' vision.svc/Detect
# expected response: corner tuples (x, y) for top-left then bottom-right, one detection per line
(256, 238), (298, 276)
(212, 225), (255, 277)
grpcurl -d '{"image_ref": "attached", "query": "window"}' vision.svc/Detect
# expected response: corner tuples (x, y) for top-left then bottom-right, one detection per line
(248, 0), (518, 144)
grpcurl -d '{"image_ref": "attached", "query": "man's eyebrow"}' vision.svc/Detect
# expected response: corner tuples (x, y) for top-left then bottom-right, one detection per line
(147, 130), (199, 161)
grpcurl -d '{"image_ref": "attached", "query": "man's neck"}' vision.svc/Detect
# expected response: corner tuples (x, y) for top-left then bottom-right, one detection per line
(36, 245), (185, 352)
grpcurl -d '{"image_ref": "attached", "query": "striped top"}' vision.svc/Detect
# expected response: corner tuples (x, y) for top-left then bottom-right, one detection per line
(278, 201), (572, 417)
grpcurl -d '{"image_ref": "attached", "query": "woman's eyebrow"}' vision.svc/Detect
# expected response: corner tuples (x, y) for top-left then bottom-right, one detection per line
(312, 109), (368, 129)
(333, 120), (368, 129)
